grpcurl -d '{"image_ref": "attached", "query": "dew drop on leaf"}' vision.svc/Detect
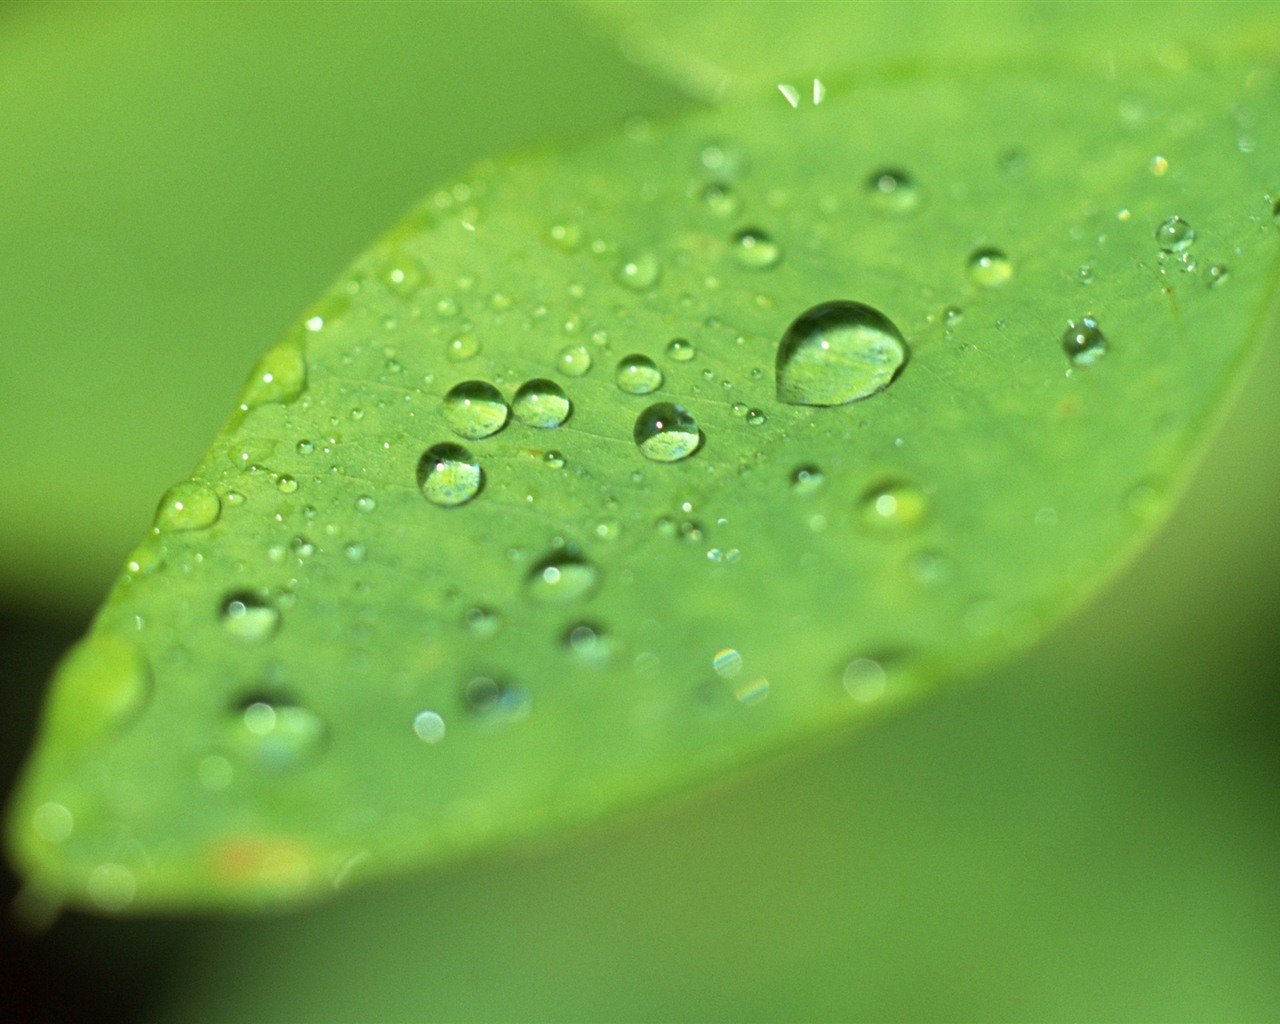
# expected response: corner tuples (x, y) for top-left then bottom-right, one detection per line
(154, 481), (221, 532)
(1155, 215), (1195, 253)
(615, 250), (662, 291)
(865, 167), (922, 213)
(1061, 315), (1108, 366)
(789, 464), (825, 495)
(417, 443), (483, 508)
(463, 676), (530, 721)
(462, 605), (502, 637)
(556, 344), (593, 377)
(239, 335), (307, 412)
(219, 592), (281, 641)
(615, 354), (664, 394)
(1206, 263), (1230, 288)
(229, 697), (328, 770)
(633, 402), (702, 462)
(525, 551), (601, 604)
(731, 227), (782, 269)
(665, 337), (696, 362)
(775, 300), (908, 406)
(966, 246), (1013, 287)
(701, 182), (740, 217)
(860, 481), (928, 530)
(841, 657), (887, 702)
(442, 380), (509, 439)
(511, 378), (572, 428)
(564, 622), (610, 663)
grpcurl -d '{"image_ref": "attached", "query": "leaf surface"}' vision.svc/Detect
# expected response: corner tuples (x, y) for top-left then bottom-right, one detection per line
(8, 43), (1280, 911)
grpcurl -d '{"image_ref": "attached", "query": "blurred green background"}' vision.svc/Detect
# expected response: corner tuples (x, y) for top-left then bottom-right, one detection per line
(1, 3), (1276, 1021)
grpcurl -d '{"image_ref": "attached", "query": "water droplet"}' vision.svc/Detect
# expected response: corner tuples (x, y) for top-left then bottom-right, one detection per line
(1206, 263), (1229, 288)
(701, 182), (740, 217)
(615, 251), (661, 291)
(865, 168), (921, 213)
(412, 710), (446, 744)
(633, 402), (702, 462)
(745, 408), (766, 425)
(32, 802), (74, 844)
(712, 648), (743, 678)
(87, 863), (137, 912)
(275, 474), (299, 495)
(417, 443), (483, 507)
(842, 657), (887, 702)
(557, 344), (593, 377)
(230, 696), (328, 770)
(219, 592), (281, 641)
(944, 306), (964, 325)
(565, 622), (610, 663)
(463, 606), (502, 636)
(443, 380), (509, 439)
(355, 495), (377, 514)
(1061, 315), (1108, 366)
(790, 464), (825, 495)
(463, 676), (530, 721)
(1155, 215), (1195, 253)
(155, 480), (221, 532)
(240, 336), (307, 412)
(966, 247), (1013, 287)
(860, 482), (927, 530)
(343, 541), (367, 564)
(512, 378), (572, 428)
(665, 338), (696, 362)
(775, 300), (908, 406)
(543, 450), (566, 469)
(526, 551), (600, 604)
(615, 354), (664, 395)
(446, 335), (480, 362)
(296, 439), (315, 456)
(731, 227), (782, 269)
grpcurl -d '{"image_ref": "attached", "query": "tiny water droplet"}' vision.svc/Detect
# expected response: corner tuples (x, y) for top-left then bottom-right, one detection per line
(1155, 215), (1195, 253)
(842, 657), (887, 702)
(275, 474), (299, 495)
(615, 251), (661, 291)
(219, 592), (281, 641)
(443, 380), (509, 439)
(412, 710), (446, 744)
(776, 300), (908, 406)
(355, 494), (377, 513)
(944, 306), (964, 325)
(745, 408), (766, 425)
(526, 551), (600, 603)
(634, 402), (702, 462)
(1061, 315), (1108, 366)
(1206, 263), (1230, 288)
(967, 247), (1013, 287)
(712, 648), (743, 679)
(865, 168), (921, 213)
(543, 450), (566, 469)
(565, 622), (610, 662)
(731, 227), (782, 269)
(343, 541), (367, 564)
(615, 354), (664, 395)
(701, 182), (740, 217)
(665, 337), (696, 362)
(230, 696), (328, 770)
(790, 464), (824, 495)
(155, 481), (221, 532)
(240, 336), (307, 412)
(295, 439), (315, 456)
(417, 443), (483, 507)
(860, 482), (927, 530)
(512, 378), (572, 428)
(557, 344), (593, 377)
(463, 605), (502, 636)
(463, 676), (530, 721)
(446, 335), (480, 362)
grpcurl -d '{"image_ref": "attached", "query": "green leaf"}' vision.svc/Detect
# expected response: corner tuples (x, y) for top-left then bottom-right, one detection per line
(7, 41), (1279, 912)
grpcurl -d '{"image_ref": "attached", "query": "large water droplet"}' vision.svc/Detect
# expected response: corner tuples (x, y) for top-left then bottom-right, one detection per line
(229, 696), (328, 770)
(240, 335), (307, 412)
(615, 251), (661, 291)
(634, 402), (702, 462)
(443, 380), (509, 439)
(731, 227), (782, 269)
(865, 168), (922, 213)
(1061, 315), (1108, 366)
(665, 337), (696, 362)
(615, 354), (664, 395)
(842, 657), (887, 702)
(417, 443), (483, 507)
(775, 300), (908, 406)
(526, 550), (600, 603)
(966, 247), (1013, 287)
(1155, 215), (1195, 253)
(155, 480), (221, 532)
(219, 591), (281, 641)
(512, 378), (572, 428)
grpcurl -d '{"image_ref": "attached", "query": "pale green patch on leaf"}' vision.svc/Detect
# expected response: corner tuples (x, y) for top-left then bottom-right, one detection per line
(7, 47), (1279, 911)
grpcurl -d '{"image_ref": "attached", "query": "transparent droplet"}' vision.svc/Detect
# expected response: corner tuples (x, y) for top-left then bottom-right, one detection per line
(665, 338), (696, 362)
(701, 182), (740, 217)
(463, 676), (531, 721)
(275, 474), (299, 495)
(615, 251), (661, 291)
(1155, 215), (1195, 253)
(512, 378), (572, 428)
(443, 380), (509, 439)
(966, 247), (1013, 287)
(155, 480), (221, 532)
(446, 335), (480, 362)
(615, 354), (664, 395)
(412, 710), (446, 744)
(355, 495), (377, 514)
(565, 622), (610, 663)
(731, 227), (782, 269)
(230, 696), (328, 770)
(526, 551), (600, 603)
(712, 648), (743, 679)
(745, 408), (766, 425)
(240, 336), (307, 412)
(343, 541), (367, 564)
(633, 402), (702, 462)
(463, 605), (502, 636)
(860, 482), (927, 530)
(557, 344), (593, 377)
(1206, 263), (1230, 288)
(417, 443), (483, 507)
(1061, 315), (1108, 366)
(842, 657), (887, 702)
(865, 167), (922, 213)
(296, 439), (315, 456)
(219, 592), (280, 641)
(790, 464), (825, 495)
(775, 300), (908, 406)
(543, 450), (566, 469)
